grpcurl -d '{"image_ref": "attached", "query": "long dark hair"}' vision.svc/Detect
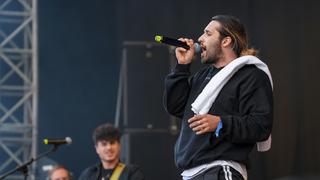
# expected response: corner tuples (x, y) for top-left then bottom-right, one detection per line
(212, 15), (258, 57)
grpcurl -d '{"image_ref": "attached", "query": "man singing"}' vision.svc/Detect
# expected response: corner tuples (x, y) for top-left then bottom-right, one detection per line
(164, 15), (273, 180)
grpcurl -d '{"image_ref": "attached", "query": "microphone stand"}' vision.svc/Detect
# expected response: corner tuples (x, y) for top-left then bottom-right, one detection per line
(0, 145), (60, 180)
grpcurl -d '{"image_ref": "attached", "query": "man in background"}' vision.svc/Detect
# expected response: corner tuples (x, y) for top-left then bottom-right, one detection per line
(79, 123), (145, 180)
(48, 165), (72, 180)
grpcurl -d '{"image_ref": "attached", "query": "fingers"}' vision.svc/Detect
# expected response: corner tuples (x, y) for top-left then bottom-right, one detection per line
(192, 122), (210, 135)
(189, 118), (203, 128)
(195, 126), (210, 135)
(178, 38), (195, 47)
(189, 120), (210, 135)
(175, 37), (196, 64)
(175, 46), (187, 53)
(188, 114), (205, 124)
(178, 38), (193, 43)
(188, 115), (207, 134)
(188, 114), (217, 135)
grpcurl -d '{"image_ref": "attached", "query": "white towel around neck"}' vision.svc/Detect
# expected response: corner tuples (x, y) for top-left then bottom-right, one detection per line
(191, 55), (273, 151)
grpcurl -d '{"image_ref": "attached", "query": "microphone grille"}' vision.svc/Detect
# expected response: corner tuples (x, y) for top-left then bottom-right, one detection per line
(65, 137), (72, 145)
(194, 43), (201, 53)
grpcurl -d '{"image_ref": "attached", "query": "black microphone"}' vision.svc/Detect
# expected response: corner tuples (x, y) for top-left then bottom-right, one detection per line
(43, 137), (72, 145)
(155, 35), (201, 53)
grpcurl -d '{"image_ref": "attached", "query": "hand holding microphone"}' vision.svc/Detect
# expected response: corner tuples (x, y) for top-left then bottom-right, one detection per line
(155, 35), (201, 64)
(175, 38), (198, 64)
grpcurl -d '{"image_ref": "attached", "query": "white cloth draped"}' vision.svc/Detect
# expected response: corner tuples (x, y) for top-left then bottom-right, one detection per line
(191, 55), (273, 151)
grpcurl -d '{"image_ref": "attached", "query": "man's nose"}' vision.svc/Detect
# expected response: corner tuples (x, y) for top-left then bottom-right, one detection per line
(106, 143), (112, 149)
(198, 35), (203, 43)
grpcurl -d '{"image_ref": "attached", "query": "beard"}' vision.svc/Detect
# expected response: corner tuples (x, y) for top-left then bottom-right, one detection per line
(201, 40), (223, 64)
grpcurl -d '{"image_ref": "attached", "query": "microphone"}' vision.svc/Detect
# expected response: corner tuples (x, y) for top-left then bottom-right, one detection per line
(43, 137), (72, 145)
(154, 35), (201, 53)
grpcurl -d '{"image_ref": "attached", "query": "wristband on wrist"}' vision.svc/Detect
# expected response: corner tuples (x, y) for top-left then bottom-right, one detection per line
(215, 118), (223, 137)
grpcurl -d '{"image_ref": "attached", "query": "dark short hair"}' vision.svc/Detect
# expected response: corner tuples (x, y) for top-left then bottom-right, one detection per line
(92, 123), (121, 145)
(211, 15), (257, 56)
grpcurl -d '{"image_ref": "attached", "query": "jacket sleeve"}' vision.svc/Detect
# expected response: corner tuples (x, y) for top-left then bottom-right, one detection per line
(163, 63), (192, 118)
(220, 68), (273, 143)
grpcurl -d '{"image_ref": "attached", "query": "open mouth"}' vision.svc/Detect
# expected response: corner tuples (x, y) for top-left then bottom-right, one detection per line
(201, 45), (206, 56)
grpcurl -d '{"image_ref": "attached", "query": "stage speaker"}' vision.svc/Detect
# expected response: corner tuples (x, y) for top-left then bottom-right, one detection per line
(118, 42), (180, 180)
(122, 42), (174, 129)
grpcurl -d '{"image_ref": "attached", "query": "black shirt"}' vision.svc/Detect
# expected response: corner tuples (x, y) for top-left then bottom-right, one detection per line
(79, 162), (145, 180)
(101, 168), (113, 180)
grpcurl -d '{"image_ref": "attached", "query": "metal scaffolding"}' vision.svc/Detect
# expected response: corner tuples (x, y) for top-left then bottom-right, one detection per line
(0, 0), (38, 179)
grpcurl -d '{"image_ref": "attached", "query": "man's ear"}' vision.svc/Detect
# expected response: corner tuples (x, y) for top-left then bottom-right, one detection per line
(221, 36), (232, 47)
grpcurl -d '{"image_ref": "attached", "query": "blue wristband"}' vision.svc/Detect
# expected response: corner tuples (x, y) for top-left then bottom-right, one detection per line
(215, 120), (223, 137)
